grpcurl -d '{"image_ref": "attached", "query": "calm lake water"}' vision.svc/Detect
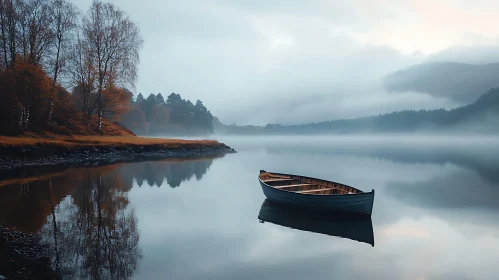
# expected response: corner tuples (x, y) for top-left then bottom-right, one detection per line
(1, 135), (499, 280)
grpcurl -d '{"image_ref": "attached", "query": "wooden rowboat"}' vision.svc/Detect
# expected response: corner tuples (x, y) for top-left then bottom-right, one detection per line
(258, 199), (375, 246)
(258, 170), (375, 216)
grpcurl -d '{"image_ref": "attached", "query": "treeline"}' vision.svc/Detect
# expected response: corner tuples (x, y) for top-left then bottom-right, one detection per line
(0, 0), (142, 135)
(213, 117), (265, 135)
(214, 88), (499, 135)
(263, 88), (499, 134)
(121, 92), (215, 136)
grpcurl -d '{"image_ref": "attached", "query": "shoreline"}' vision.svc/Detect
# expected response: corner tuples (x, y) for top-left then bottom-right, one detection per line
(0, 227), (53, 279)
(0, 136), (236, 170)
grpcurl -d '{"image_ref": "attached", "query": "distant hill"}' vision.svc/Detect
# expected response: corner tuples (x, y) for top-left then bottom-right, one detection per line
(264, 88), (499, 134)
(383, 62), (499, 104)
(215, 88), (499, 135)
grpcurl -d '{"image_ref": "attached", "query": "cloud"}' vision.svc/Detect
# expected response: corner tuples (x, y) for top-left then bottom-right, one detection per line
(427, 45), (499, 64)
(70, 0), (499, 125)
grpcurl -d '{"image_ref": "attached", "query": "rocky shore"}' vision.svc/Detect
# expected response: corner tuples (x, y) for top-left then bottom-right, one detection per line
(0, 227), (56, 280)
(0, 143), (236, 170)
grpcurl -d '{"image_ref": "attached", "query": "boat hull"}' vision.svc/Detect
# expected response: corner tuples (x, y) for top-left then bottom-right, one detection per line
(259, 179), (375, 216)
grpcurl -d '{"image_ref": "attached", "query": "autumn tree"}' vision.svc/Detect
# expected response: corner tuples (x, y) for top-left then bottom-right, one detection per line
(16, 0), (54, 66)
(101, 85), (132, 122)
(68, 31), (96, 126)
(48, 0), (78, 120)
(82, 0), (143, 132)
(8, 59), (52, 130)
(72, 82), (97, 125)
(0, 0), (143, 135)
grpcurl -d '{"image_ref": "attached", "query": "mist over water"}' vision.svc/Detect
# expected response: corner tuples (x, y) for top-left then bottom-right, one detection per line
(220, 134), (499, 147)
(1, 135), (499, 279)
(2, 0), (499, 277)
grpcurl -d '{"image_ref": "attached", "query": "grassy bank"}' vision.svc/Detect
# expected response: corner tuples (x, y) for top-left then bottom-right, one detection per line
(0, 135), (223, 149)
(0, 135), (235, 169)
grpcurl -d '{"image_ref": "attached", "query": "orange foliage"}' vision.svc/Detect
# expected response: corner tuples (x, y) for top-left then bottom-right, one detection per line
(11, 60), (53, 129)
(101, 85), (133, 122)
(0, 60), (53, 133)
(0, 60), (134, 136)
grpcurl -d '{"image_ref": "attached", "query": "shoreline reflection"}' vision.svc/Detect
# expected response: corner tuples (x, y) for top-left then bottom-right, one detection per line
(0, 155), (223, 232)
(0, 155), (224, 279)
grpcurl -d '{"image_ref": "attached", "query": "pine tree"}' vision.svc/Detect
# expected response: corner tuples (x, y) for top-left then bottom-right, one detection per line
(136, 93), (145, 104)
(156, 93), (165, 104)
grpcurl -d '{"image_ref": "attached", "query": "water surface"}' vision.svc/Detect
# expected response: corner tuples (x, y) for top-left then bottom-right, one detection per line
(1, 135), (499, 280)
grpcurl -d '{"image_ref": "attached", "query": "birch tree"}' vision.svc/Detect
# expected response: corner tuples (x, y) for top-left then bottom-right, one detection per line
(16, 0), (54, 65)
(0, 0), (17, 69)
(82, 0), (142, 132)
(48, 0), (78, 120)
(69, 31), (97, 126)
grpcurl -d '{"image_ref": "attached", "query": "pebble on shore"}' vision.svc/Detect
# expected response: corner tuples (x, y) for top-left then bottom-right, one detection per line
(0, 143), (236, 170)
(0, 227), (57, 279)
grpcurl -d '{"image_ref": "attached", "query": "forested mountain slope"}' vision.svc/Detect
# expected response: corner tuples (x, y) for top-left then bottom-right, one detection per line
(383, 62), (499, 104)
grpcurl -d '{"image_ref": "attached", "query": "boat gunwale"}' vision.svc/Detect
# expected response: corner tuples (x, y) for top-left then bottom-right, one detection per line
(258, 171), (374, 197)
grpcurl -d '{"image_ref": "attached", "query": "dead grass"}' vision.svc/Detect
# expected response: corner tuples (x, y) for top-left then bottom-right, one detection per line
(0, 135), (222, 149)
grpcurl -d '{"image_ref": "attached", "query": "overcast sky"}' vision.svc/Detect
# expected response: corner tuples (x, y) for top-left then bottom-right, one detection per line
(72, 0), (499, 125)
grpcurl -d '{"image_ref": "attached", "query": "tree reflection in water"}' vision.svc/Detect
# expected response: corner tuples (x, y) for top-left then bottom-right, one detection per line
(0, 155), (222, 279)
(40, 171), (141, 280)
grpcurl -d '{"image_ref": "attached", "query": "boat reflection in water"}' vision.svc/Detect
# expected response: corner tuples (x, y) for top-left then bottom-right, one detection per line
(257, 199), (375, 246)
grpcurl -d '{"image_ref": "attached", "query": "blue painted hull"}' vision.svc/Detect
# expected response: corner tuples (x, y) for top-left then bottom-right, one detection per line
(259, 175), (375, 216)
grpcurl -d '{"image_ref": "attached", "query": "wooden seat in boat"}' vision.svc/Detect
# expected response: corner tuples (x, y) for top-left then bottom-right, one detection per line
(296, 188), (334, 194)
(274, 184), (315, 189)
